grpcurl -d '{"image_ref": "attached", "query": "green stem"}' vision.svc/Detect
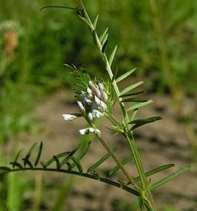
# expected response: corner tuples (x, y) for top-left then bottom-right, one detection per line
(126, 133), (155, 210)
(95, 134), (136, 186)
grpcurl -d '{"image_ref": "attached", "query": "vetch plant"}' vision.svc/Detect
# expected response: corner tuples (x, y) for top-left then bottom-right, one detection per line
(0, 1), (191, 210)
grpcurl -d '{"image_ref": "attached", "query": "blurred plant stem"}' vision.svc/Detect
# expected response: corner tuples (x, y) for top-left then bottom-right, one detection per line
(33, 173), (43, 211)
(52, 177), (74, 211)
(149, 0), (183, 108)
(149, 0), (197, 160)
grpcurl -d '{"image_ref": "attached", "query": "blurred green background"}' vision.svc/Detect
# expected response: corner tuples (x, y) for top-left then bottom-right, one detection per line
(0, 0), (196, 210)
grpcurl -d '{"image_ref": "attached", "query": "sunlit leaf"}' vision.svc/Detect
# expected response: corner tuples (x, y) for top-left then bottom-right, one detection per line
(116, 68), (137, 83)
(109, 45), (118, 66)
(93, 15), (99, 29)
(120, 81), (144, 96)
(127, 100), (153, 112)
(120, 91), (144, 98)
(101, 35), (109, 52)
(100, 28), (109, 44)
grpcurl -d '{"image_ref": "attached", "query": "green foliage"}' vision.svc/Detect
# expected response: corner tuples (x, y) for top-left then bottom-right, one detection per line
(0, 0), (195, 210)
(0, 2), (192, 210)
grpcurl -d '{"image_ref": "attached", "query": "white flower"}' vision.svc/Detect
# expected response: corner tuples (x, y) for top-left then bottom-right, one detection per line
(89, 81), (101, 98)
(92, 109), (103, 118)
(88, 112), (94, 121)
(87, 87), (93, 97)
(79, 128), (101, 135)
(77, 101), (85, 112)
(95, 96), (102, 106)
(98, 83), (108, 102)
(77, 81), (108, 121)
(63, 114), (77, 121)
(100, 101), (107, 111)
(82, 96), (92, 105)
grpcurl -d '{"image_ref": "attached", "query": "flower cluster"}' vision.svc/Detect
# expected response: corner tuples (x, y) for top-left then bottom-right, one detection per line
(63, 81), (108, 135)
(78, 81), (108, 121)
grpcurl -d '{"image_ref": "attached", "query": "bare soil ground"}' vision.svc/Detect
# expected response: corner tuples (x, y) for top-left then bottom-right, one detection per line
(18, 90), (197, 211)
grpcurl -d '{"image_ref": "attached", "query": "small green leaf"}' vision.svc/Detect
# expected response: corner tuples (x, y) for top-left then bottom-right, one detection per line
(76, 8), (86, 18)
(93, 15), (99, 29)
(27, 143), (37, 157)
(127, 100), (153, 112)
(42, 150), (77, 168)
(121, 98), (147, 103)
(109, 45), (118, 66)
(116, 68), (137, 83)
(60, 150), (78, 167)
(70, 157), (83, 173)
(64, 63), (77, 70)
(10, 150), (23, 169)
(34, 142), (43, 167)
(129, 116), (162, 130)
(150, 165), (191, 191)
(101, 35), (109, 52)
(134, 164), (175, 183)
(53, 156), (61, 170)
(107, 157), (131, 177)
(23, 143), (37, 168)
(120, 91), (144, 98)
(100, 28), (109, 44)
(87, 153), (111, 173)
(120, 81), (144, 96)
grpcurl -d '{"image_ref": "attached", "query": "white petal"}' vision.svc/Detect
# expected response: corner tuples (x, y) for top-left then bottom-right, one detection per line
(88, 112), (93, 121)
(93, 128), (101, 135)
(79, 128), (101, 135)
(98, 82), (104, 91)
(100, 101), (107, 111)
(77, 101), (85, 112)
(87, 87), (93, 97)
(89, 81), (96, 90)
(79, 128), (89, 135)
(82, 96), (91, 105)
(92, 109), (103, 118)
(95, 87), (102, 98)
(89, 81), (101, 97)
(98, 83), (108, 101)
(95, 96), (101, 106)
(102, 92), (108, 102)
(62, 114), (77, 121)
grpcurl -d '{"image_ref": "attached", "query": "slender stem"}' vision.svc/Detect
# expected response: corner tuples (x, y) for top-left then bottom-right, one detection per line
(127, 133), (155, 209)
(149, 0), (181, 105)
(7, 167), (140, 196)
(95, 134), (136, 186)
(33, 174), (43, 211)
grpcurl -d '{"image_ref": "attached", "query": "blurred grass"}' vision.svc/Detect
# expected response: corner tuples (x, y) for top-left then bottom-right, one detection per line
(0, 0), (196, 210)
